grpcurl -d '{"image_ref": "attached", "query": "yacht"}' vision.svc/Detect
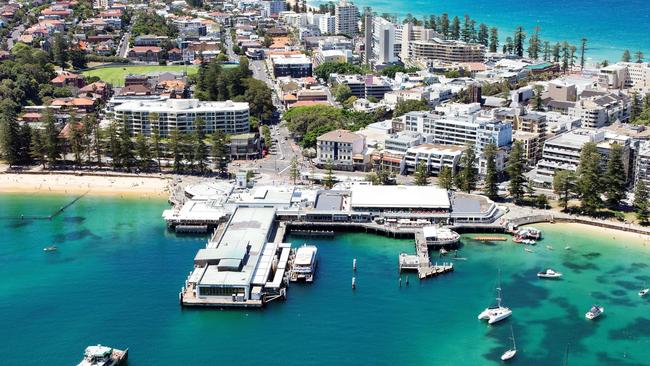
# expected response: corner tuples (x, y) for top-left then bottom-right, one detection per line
(43, 245), (58, 252)
(585, 305), (604, 320)
(537, 268), (563, 279)
(478, 274), (512, 325)
(290, 244), (318, 282)
(77, 345), (128, 366)
(500, 325), (517, 361)
(639, 288), (649, 297)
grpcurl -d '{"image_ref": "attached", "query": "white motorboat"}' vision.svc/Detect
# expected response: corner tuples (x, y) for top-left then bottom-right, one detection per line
(537, 268), (563, 279)
(478, 273), (512, 325)
(43, 245), (58, 252)
(440, 248), (448, 255)
(639, 288), (649, 297)
(500, 325), (517, 361)
(77, 345), (128, 366)
(422, 226), (460, 246)
(585, 305), (604, 320)
(524, 248), (534, 253)
(546, 245), (554, 251)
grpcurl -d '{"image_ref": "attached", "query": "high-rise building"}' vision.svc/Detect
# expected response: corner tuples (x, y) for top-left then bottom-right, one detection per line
(318, 14), (335, 34)
(372, 16), (397, 65)
(334, 0), (360, 37)
(363, 7), (372, 65)
(261, 0), (286, 18)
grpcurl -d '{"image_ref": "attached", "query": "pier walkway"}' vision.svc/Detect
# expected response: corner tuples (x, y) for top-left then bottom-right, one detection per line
(411, 231), (454, 279)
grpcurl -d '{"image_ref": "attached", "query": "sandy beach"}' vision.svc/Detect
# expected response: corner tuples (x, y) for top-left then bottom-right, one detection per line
(535, 222), (650, 247)
(0, 173), (171, 198)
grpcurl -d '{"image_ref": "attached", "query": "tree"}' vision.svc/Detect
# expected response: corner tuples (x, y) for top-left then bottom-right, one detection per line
(68, 120), (83, 167)
(43, 109), (61, 167)
(527, 26), (540, 59)
(51, 32), (69, 69)
(169, 127), (182, 173)
(604, 143), (626, 209)
(634, 181), (650, 224)
(440, 13), (450, 37)
(489, 27), (498, 53)
(579, 38), (587, 70)
(552, 42), (561, 62)
(513, 26), (526, 57)
(151, 124), (161, 171)
(450, 16), (460, 40)
(535, 194), (549, 209)
(461, 15), (472, 43)
(483, 143), (498, 199)
(576, 142), (602, 213)
(532, 85), (544, 111)
(622, 49), (631, 62)
(543, 41), (550, 61)
(332, 83), (353, 103)
(413, 161), (429, 186)
(393, 99), (429, 117)
(119, 122), (134, 169)
(458, 143), (477, 193)
(506, 141), (526, 202)
(635, 50), (644, 63)
(70, 46), (87, 70)
(261, 35), (273, 48)
(477, 24), (489, 47)
(30, 128), (46, 168)
(553, 170), (575, 211)
(0, 108), (20, 167)
(135, 132), (149, 170)
(290, 157), (299, 184)
(438, 165), (454, 190)
(210, 130), (230, 176)
(323, 159), (335, 189)
(192, 117), (208, 173)
(107, 121), (121, 169)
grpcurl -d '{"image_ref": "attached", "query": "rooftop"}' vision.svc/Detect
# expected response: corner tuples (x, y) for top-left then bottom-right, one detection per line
(349, 185), (450, 209)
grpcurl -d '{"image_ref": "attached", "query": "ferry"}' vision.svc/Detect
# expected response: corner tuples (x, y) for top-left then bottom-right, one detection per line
(422, 226), (460, 246)
(290, 244), (318, 282)
(77, 345), (128, 366)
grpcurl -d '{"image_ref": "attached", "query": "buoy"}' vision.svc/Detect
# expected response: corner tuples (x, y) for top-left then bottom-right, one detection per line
(399, 276), (402, 287)
(352, 277), (356, 290)
(353, 258), (357, 271)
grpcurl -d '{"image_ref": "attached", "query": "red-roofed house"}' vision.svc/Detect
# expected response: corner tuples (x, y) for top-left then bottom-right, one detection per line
(50, 97), (96, 113)
(51, 72), (86, 88)
(128, 46), (162, 62)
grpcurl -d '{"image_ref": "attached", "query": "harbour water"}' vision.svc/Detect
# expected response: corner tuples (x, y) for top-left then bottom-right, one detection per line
(310, 0), (650, 63)
(1, 194), (650, 365)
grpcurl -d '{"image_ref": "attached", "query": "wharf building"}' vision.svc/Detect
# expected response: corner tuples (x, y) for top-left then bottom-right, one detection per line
(113, 99), (250, 137)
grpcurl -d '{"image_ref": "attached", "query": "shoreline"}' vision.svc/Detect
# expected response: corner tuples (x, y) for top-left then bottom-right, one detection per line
(0, 172), (171, 198)
(533, 222), (650, 247)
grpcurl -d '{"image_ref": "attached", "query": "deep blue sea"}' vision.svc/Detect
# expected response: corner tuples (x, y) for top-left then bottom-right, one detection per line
(2, 194), (650, 365)
(311, 0), (650, 63)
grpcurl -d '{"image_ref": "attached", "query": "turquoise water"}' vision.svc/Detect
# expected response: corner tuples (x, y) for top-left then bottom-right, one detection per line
(1, 195), (650, 365)
(311, 0), (650, 62)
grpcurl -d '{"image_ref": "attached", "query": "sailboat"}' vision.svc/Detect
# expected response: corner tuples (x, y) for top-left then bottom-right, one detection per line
(478, 271), (512, 324)
(500, 325), (517, 361)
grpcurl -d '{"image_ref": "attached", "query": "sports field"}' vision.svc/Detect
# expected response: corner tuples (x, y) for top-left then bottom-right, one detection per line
(82, 65), (200, 86)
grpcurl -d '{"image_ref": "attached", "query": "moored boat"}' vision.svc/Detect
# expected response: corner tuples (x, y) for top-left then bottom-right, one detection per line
(290, 244), (318, 282)
(479, 271), (512, 325)
(77, 345), (128, 366)
(43, 245), (58, 252)
(585, 305), (604, 320)
(422, 226), (460, 246)
(500, 325), (517, 361)
(537, 268), (563, 279)
(639, 288), (649, 297)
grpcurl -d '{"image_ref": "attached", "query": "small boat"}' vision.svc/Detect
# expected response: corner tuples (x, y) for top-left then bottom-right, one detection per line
(500, 325), (517, 361)
(77, 345), (128, 366)
(43, 246), (58, 252)
(565, 245), (571, 250)
(639, 288), (649, 297)
(538, 268), (563, 279)
(585, 305), (604, 320)
(290, 244), (318, 282)
(440, 248), (448, 255)
(524, 248), (534, 253)
(546, 245), (554, 250)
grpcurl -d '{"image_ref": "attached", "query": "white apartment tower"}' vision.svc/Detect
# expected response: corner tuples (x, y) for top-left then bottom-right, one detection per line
(319, 14), (335, 34)
(373, 16), (397, 64)
(335, 0), (360, 37)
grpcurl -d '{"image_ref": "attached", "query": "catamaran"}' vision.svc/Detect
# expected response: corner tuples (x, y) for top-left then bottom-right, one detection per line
(76, 345), (128, 366)
(478, 272), (512, 325)
(500, 325), (517, 361)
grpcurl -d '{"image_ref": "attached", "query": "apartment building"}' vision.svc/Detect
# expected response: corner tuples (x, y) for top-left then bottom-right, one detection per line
(334, 0), (359, 37)
(114, 99), (250, 137)
(403, 143), (464, 175)
(333, 74), (393, 100)
(316, 129), (366, 170)
(599, 62), (650, 90)
(568, 91), (631, 128)
(372, 16), (397, 65)
(270, 54), (312, 78)
(407, 38), (485, 63)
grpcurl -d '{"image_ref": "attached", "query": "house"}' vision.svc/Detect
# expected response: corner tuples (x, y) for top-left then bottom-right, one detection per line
(128, 46), (162, 62)
(51, 72), (86, 89)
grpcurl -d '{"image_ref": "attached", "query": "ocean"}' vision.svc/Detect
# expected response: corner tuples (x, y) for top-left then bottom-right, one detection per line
(310, 0), (650, 63)
(1, 194), (650, 365)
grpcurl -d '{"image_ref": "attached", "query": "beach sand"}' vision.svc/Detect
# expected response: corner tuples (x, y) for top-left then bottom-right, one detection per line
(534, 222), (650, 247)
(0, 173), (170, 198)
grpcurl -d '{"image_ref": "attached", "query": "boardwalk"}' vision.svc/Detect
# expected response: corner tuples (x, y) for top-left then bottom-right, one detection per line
(413, 231), (454, 279)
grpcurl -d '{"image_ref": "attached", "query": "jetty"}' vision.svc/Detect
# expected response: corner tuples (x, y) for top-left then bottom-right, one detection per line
(398, 230), (454, 280)
(473, 236), (508, 241)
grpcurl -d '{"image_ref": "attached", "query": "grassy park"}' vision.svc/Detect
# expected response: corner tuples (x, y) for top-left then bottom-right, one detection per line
(82, 65), (200, 86)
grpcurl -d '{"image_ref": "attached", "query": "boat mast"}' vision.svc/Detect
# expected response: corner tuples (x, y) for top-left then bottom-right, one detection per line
(510, 325), (516, 350)
(496, 269), (503, 307)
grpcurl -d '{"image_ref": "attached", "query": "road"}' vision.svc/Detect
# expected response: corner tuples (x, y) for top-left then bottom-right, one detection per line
(117, 31), (130, 58)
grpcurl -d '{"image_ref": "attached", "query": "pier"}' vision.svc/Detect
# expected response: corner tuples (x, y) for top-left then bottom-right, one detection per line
(398, 230), (454, 280)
